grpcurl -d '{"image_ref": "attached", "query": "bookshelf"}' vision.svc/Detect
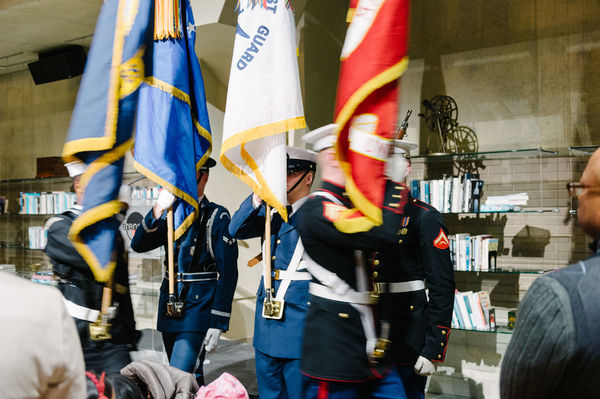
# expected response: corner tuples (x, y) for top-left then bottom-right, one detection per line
(409, 148), (591, 339)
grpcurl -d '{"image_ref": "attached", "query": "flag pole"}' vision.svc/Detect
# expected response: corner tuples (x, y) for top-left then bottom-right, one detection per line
(263, 204), (273, 315)
(89, 277), (113, 340)
(167, 207), (175, 297)
(165, 206), (182, 318)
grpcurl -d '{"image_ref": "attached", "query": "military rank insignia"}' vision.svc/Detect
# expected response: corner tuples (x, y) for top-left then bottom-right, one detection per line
(323, 202), (347, 222)
(433, 228), (450, 249)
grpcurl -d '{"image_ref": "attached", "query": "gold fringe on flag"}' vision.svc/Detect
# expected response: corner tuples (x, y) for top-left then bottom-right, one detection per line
(154, 0), (181, 40)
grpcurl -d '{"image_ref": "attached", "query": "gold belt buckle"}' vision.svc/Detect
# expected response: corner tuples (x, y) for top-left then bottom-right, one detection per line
(370, 283), (381, 304)
(89, 314), (112, 341)
(369, 338), (391, 366)
(262, 298), (284, 320)
(272, 269), (281, 280)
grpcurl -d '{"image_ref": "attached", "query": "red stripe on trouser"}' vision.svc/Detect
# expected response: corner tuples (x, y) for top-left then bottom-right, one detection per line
(317, 380), (329, 399)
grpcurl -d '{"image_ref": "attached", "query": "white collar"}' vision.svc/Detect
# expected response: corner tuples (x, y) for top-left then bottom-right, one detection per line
(290, 195), (309, 216)
(71, 204), (83, 215)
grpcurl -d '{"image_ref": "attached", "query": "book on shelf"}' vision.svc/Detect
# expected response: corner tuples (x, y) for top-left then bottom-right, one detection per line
(443, 175), (452, 213)
(452, 290), (495, 331)
(449, 234), (499, 271)
(27, 226), (47, 249)
(454, 291), (474, 330)
(0, 196), (6, 214)
(485, 193), (529, 206)
(477, 291), (492, 329)
(410, 180), (420, 199)
(471, 179), (484, 213)
(19, 192), (76, 215)
(409, 174), (486, 213)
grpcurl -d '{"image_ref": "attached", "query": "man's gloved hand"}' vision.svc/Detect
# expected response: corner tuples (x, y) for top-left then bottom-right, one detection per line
(153, 189), (176, 218)
(204, 328), (222, 352)
(251, 193), (263, 208)
(118, 184), (132, 206)
(414, 356), (436, 376)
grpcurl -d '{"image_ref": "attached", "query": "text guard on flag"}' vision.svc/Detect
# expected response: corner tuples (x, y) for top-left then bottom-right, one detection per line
(220, 1), (306, 222)
(333, 0), (411, 233)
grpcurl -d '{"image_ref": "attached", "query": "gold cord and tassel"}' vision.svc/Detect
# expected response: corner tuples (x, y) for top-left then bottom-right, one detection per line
(154, 0), (181, 40)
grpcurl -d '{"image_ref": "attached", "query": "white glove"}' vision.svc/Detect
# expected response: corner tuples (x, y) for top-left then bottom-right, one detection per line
(414, 356), (436, 376)
(118, 184), (132, 204)
(203, 328), (221, 352)
(153, 189), (176, 218)
(251, 193), (263, 208)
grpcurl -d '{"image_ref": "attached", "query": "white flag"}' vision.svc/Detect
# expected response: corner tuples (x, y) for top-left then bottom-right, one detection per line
(220, 1), (305, 221)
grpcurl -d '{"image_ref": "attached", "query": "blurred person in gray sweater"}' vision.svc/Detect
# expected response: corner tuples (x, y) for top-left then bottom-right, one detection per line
(500, 148), (600, 398)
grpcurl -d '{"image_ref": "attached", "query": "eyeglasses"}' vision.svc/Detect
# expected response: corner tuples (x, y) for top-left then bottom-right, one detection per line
(566, 182), (600, 197)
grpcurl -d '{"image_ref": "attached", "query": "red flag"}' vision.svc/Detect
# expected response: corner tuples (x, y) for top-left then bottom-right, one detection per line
(334, 0), (411, 233)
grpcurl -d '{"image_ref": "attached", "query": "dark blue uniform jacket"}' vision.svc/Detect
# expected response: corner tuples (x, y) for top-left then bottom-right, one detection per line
(130, 197), (238, 333)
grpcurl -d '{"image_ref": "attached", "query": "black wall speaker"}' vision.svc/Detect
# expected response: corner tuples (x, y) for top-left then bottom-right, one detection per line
(27, 45), (87, 85)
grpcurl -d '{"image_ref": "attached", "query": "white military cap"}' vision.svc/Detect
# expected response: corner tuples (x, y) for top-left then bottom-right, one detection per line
(301, 124), (338, 152)
(392, 139), (418, 156)
(286, 146), (317, 172)
(65, 161), (86, 177)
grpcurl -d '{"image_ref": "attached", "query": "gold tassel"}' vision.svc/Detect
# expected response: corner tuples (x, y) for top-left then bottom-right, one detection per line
(154, 0), (181, 40)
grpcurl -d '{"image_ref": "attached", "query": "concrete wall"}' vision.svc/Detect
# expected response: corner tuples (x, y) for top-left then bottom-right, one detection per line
(0, 70), (80, 180)
(400, 0), (600, 154)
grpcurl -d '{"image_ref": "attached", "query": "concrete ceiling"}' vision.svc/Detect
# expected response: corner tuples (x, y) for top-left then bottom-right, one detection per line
(0, 0), (239, 85)
(0, 0), (101, 74)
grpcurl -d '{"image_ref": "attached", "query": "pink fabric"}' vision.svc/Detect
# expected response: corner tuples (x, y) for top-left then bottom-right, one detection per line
(194, 373), (249, 399)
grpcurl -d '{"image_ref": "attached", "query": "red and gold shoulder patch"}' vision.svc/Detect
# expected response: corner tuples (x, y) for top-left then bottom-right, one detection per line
(433, 228), (449, 249)
(323, 201), (348, 222)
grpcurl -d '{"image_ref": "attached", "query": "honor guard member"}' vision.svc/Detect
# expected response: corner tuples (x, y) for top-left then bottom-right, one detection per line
(229, 146), (317, 399)
(44, 161), (139, 375)
(130, 158), (238, 386)
(297, 125), (409, 399)
(372, 140), (455, 398)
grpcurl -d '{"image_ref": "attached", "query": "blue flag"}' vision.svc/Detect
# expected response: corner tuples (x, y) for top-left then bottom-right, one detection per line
(134, 0), (211, 241)
(62, 0), (210, 282)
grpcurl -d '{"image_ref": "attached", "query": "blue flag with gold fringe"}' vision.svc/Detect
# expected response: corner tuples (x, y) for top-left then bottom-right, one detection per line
(134, 0), (211, 241)
(62, 0), (210, 282)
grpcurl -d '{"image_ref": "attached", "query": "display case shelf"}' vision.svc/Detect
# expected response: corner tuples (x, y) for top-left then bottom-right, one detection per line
(0, 171), (143, 185)
(454, 269), (549, 275)
(412, 148), (558, 162)
(453, 326), (513, 335)
(568, 145), (600, 156)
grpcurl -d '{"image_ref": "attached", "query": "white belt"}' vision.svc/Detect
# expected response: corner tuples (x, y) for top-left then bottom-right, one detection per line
(272, 270), (312, 281)
(62, 298), (100, 323)
(309, 282), (373, 305)
(375, 280), (425, 293)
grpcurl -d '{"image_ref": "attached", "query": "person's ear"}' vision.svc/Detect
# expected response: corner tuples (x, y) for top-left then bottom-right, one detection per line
(306, 171), (314, 186)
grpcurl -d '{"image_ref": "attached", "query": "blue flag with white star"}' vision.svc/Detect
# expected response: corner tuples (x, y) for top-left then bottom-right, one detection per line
(133, 0), (211, 240)
(62, 0), (210, 282)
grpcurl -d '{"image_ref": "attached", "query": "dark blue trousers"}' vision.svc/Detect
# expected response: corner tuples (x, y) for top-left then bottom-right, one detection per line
(396, 365), (427, 399)
(162, 331), (206, 386)
(304, 367), (406, 399)
(255, 349), (303, 399)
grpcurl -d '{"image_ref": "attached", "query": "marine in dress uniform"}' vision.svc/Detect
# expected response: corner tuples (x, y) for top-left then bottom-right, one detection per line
(44, 161), (139, 375)
(297, 125), (409, 399)
(130, 158), (238, 386)
(229, 146), (316, 399)
(372, 141), (455, 399)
